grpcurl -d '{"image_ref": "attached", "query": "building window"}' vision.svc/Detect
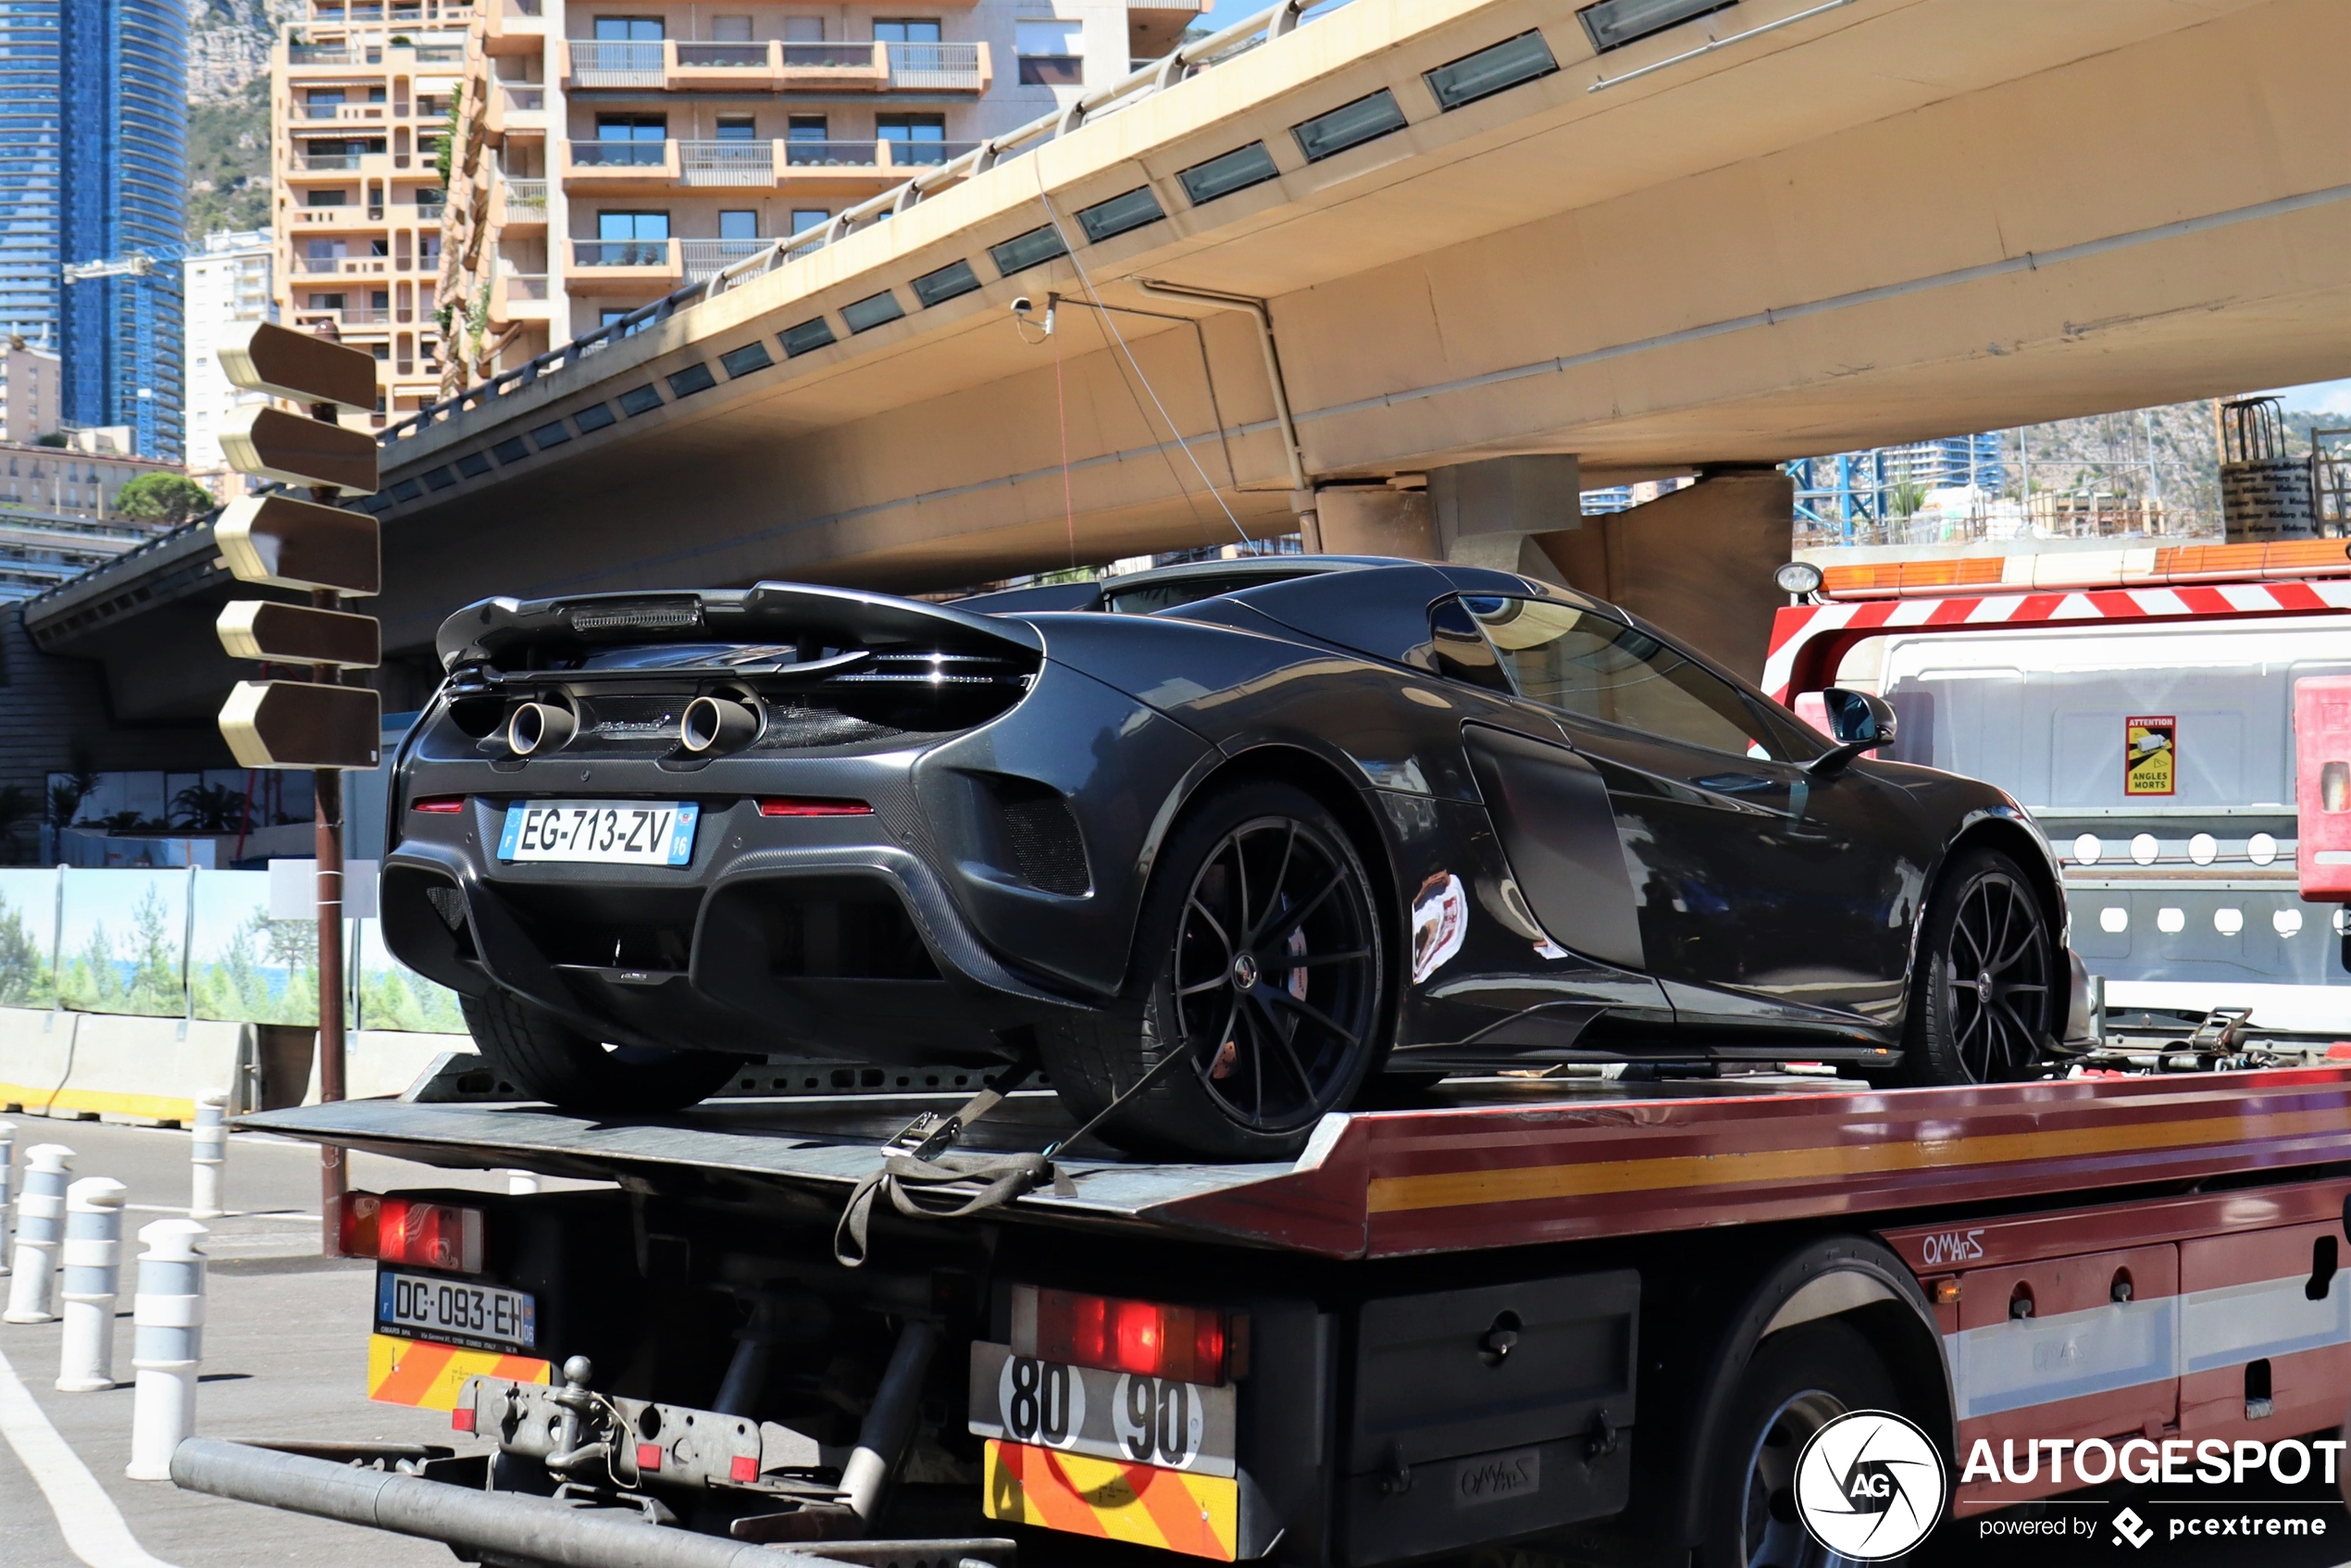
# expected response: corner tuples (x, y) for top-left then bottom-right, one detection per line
(788, 115), (827, 140)
(718, 210), (759, 240)
(783, 16), (824, 41)
(877, 113), (946, 161)
(791, 209), (829, 234)
(596, 114), (667, 142)
(1015, 19), (1083, 85)
(307, 190), (350, 206)
(710, 15), (753, 40)
(714, 115), (757, 141)
(598, 211), (671, 240)
(875, 19), (942, 42)
(594, 17), (664, 40)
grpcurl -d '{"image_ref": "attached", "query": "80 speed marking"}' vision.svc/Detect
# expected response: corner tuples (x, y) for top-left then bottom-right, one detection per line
(967, 1341), (1234, 1477)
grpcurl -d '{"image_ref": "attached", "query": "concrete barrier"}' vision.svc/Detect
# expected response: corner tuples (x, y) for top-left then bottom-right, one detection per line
(0, 1011), (468, 1123)
(0, 1010), (247, 1126)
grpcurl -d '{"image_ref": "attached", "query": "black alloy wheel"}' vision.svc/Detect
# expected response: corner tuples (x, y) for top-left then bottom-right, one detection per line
(1037, 779), (1388, 1161)
(1901, 848), (2054, 1086)
(1172, 812), (1381, 1134)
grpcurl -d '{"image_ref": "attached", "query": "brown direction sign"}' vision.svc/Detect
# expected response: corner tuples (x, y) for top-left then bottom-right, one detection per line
(215, 494), (380, 596)
(218, 405), (381, 495)
(217, 320), (379, 412)
(218, 681), (382, 770)
(216, 601), (380, 669)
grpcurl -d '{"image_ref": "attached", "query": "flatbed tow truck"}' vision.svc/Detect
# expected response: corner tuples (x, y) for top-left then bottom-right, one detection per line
(174, 540), (2351, 1566)
(176, 1042), (2351, 1568)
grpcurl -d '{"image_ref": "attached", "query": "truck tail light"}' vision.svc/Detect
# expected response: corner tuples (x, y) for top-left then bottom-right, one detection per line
(1014, 1284), (1225, 1386)
(340, 1191), (485, 1275)
(756, 797), (872, 816)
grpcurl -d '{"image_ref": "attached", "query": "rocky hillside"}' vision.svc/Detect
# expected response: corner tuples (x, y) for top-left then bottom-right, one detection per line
(185, 0), (299, 237)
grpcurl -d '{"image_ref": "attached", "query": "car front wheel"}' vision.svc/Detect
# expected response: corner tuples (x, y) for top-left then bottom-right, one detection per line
(1037, 779), (1388, 1161)
(1899, 847), (2056, 1085)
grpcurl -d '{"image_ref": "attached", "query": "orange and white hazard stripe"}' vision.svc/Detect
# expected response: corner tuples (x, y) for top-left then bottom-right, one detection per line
(984, 1438), (1239, 1561)
(367, 1333), (549, 1412)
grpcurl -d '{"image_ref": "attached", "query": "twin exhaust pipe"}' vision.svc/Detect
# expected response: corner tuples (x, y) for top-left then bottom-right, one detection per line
(504, 696), (761, 757)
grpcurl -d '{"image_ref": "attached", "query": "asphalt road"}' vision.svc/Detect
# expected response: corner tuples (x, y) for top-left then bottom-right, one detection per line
(0, 1116), (2345, 1568)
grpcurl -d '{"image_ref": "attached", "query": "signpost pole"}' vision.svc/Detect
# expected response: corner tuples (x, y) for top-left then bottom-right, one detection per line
(307, 388), (349, 1254)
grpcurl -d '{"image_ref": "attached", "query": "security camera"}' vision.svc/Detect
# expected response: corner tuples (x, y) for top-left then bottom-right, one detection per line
(1011, 296), (1033, 316)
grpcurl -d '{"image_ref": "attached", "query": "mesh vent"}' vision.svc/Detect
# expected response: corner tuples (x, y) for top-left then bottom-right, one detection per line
(425, 885), (466, 930)
(1001, 795), (1089, 896)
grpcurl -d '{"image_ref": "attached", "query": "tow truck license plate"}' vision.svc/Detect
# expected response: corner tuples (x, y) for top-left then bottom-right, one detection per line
(377, 1271), (537, 1352)
(497, 801), (698, 866)
(968, 1342), (1236, 1477)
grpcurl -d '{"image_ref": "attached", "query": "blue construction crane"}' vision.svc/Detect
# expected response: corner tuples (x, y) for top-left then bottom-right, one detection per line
(60, 238), (196, 461)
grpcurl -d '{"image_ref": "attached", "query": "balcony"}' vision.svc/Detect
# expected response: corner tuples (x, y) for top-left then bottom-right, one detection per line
(477, 0), (546, 56)
(680, 238), (770, 281)
(490, 271), (552, 327)
(492, 178), (548, 231)
(559, 39), (988, 93)
(292, 254), (393, 276)
(558, 138), (681, 192)
(298, 103), (388, 122)
(568, 239), (682, 293)
(290, 306), (392, 330)
(482, 83), (546, 141)
(291, 205), (382, 230)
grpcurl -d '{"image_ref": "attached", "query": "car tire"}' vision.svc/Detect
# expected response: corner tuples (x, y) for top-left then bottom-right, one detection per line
(1899, 846), (2057, 1086)
(1694, 1320), (1909, 1568)
(459, 989), (744, 1114)
(1037, 779), (1389, 1161)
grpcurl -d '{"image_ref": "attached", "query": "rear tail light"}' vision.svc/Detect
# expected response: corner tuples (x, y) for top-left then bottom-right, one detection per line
(757, 797), (872, 816)
(411, 796), (466, 813)
(1013, 1284), (1226, 1386)
(340, 1191), (485, 1274)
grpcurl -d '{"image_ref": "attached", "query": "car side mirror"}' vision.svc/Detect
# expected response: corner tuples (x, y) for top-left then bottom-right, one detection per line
(1810, 688), (1897, 775)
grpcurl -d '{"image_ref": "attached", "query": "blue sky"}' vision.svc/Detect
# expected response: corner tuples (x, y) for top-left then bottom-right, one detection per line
(2264, 378), (2351, 417)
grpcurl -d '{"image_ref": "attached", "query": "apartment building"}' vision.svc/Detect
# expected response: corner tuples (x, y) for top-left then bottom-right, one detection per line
(183, 229), (278, 497)
(0, 339), (62, 445)
(269, 0), (472, 429)
(0, 441), (188, 518)
(442, 0), (1200, 378)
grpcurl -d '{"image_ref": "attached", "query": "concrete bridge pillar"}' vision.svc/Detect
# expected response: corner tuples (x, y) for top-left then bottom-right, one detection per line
(1532, 467), (1792, 684)
(1429, 455), (1581, 586)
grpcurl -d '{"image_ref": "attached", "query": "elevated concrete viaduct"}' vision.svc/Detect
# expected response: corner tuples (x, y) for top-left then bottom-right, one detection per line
(27, 0), (2351, 716)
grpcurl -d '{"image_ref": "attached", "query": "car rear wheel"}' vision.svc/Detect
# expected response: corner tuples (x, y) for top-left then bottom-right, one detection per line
(459, 989), (744, 1114)
(1899, 847), (2055, 1085)
(1037, 780), (1388, 1161)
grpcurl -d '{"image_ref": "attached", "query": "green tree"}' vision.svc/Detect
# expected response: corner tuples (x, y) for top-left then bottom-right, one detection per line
(124, 887), (185, 1014)
(173, 781), (248, 834)
(0, 891), (49, 1005)
(115, 473), (218, 527)
(0, 785), (32, 862)
(63, 921), (118, 1011)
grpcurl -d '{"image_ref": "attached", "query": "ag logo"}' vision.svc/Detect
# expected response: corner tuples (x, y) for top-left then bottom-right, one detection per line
(1792, 1410), (1947, 1560)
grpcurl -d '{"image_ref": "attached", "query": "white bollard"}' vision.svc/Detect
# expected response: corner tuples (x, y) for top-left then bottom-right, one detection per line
(505, 1170), (540, 1196)
(0, 1119), (16, 1278)
(56, 1176), (127, 1391)
(126, 1219), (207, 1480)
(4, 1144), (73, 1323)
(191, 1091), (228, 1220)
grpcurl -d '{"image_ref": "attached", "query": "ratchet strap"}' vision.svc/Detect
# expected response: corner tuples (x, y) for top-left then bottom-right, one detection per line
(832, 1040), (1196, 1266)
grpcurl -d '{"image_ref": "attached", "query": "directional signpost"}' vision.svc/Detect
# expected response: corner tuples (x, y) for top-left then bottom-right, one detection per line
(212, 321), (381, 1252)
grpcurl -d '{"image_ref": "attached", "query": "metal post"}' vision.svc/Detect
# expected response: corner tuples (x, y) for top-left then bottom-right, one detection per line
(192, 1090), (227, 1220)
(307, 352), (350, 1255)
(0, 1119), (15, 1277)
(56, 1176), (127, 1391)
(5, 1144), (73, 1322)
(127, 1219), (207, 1480)
(840, 1319), (939, 1527)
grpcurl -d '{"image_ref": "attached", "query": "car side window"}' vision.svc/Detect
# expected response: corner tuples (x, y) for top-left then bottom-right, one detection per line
(1426, 597), (1512, 691)
(1462, 594), (1789, 760)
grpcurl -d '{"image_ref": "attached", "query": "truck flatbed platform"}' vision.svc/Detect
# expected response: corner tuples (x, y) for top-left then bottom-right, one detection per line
(242, 1061), (2351, 1258)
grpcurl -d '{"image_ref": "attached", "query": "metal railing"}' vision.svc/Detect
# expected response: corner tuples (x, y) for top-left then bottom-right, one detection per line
(294, 306), (390, 326)
(504, 179), (548, 214)
(681, 239), (770, 280)
(287, 44), (361, 65)
(886, 41), (983, 89)
(569, 39), (665, 85)
(381, 0), (1350, 448)
(568, 138), (669, 168)
(413, 202), (446, 220)
(411, 44), (466, 62)
(501, 274), (551, 300)
(503, 86), (545, 112)
(297, 151), (365, 171)
(573, 239), (678, 268)
(679, 139), (773, 185)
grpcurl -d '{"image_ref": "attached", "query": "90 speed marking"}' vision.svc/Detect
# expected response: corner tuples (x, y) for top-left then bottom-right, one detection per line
(967, 1341), (1235, 1478)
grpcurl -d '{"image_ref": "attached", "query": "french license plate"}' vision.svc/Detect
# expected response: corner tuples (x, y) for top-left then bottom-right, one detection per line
(497, 800), (697, 866)
(377, 1270), (537, 1353)
(967, 1341), (1236, 1477)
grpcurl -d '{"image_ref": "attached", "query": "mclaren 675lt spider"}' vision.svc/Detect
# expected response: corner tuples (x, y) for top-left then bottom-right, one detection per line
(382, 554), (2087, 1160)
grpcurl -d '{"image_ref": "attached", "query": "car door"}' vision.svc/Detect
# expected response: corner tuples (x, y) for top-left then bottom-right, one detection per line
(1457, 592), (1918, 1036)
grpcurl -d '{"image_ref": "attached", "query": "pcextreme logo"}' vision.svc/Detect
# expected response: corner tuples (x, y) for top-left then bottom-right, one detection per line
(1792, 1410), (1948, 1560)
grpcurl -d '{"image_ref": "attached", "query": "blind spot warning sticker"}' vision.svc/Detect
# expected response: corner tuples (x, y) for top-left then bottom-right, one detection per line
(2125, 716), (2176, 797)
